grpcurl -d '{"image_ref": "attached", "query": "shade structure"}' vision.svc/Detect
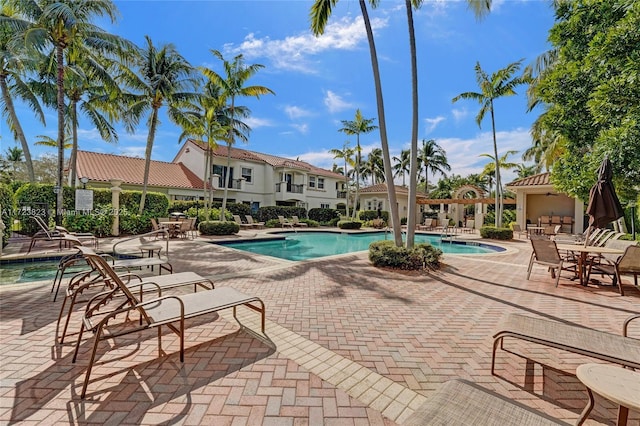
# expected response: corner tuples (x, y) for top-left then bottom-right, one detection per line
(585, 157), (624, 229)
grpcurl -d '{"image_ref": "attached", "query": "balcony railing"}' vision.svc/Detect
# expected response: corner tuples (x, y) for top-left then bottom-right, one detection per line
(275, 183), (304, 194)
(217, 178), (243, 189)
(336, 191), (347, 199)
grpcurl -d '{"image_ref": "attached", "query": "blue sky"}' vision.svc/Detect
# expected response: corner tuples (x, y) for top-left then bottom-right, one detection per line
(3, 0), (555, 184)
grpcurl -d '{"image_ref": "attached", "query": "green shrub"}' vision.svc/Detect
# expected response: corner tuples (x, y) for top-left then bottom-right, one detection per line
(265, 218), (281, 228)
(480, 226), (513, 240)
(63, 211), (112, 237)
(299, 219), (319, 227)
(257, 206), (307, 223)
(369, 240), (442, 270)
(338, 220), (362, 230)
(308, 208), (340, 223)
(359, 210), (389, 222)
(118, 211), (154, 235)
(198, 220), (240, 235)
(328, 217), (340, 226)
(0, 183), (14, 247)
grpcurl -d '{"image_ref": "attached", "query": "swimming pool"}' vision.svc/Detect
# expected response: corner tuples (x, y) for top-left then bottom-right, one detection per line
(219, 231), (504, 261)
(0, 260), (86, 284)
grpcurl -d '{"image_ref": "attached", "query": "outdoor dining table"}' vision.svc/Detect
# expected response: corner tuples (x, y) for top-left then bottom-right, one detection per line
(159, 221), (183, 238)
(527, 225), (545, 237)
(556, 243), (624, 286)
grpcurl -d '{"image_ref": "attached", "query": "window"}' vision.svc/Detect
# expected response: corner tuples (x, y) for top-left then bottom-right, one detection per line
(241, 167), (252, 183)
(213, 165), (234, 188)
(308, 176), (316, 188)
(317, 177), (325, 189)
(321, 203), (330, 209)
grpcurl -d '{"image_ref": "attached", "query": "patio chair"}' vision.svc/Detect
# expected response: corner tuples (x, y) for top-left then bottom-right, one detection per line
(55, 225), (98, 248)
(586, 243), (640, 295)
(71, 247), (266, 399)
(404, 379), (567, 426)
(278, 215), (294, 229)
(512, 224), (528, 239)
(233, 215), (254, 230)
(28, 216), (72, 253)
(491, 313), (640, 375)
(291, 215), (308, 227)
(176, 218), (194, 239)
(527, 239), (576, 287)
(418, 218), (434, 231)
(462, 219), (475, 233)
(245, 215), (264, 229)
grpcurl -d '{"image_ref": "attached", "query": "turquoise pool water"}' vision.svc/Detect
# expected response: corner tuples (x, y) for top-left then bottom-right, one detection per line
(0, 261), (86, 284)
(220, 231), (503, 261)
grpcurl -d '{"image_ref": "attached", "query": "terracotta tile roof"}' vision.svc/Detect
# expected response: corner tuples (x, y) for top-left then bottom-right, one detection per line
(359, 184), (428, 199)
(76, 150), (205, 189)
(506, 172), (551, 187)
(186, 139), (344, 179)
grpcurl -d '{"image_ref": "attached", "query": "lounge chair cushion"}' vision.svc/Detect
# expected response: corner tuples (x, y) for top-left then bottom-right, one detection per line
(404, 379), (567, 426)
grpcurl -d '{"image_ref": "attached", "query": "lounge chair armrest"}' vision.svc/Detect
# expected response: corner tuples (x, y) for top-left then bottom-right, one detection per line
(623, 314), (640, 338)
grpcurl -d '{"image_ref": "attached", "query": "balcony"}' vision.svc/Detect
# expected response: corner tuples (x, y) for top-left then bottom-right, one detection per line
(275, 182), (305, 202)
(215, 177), (243, 190)
(337, 191), (347, 199)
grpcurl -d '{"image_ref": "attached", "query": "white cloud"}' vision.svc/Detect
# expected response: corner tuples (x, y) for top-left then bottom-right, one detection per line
(118, 146), (146, 158)
(295, 150), (337, 170)
(424, 116), (446, 134)
(452, 107), (469, 123)
(244, 117), (275, 129)
(226, 16), (388, 73)
(284, 105), (312, 120)
(291, 123), (309, 134)
(324, 90), (354, 114)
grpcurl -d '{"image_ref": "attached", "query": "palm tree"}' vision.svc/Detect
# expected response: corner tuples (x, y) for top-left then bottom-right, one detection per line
(418, 139), (451, 197)
(6, 0), (125, 223)
(201, 50), (274, 221)
(479, 150), (518, 199)
(522, 115), (565, 172)
(514, 163), (537, 179)
(330, 142), (355, 215)
(118, 35), (200, 214)
(311, 0), (403, 246)
(331, 163), (344, 175)
(393, 149), (411, 186)
(0, 4), (43, 183)
(363, 147), (384, 185)
(452, 60), (529, 227)
(338, 109), (377, 219)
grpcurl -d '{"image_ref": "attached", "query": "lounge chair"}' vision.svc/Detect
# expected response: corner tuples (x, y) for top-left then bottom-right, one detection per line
(245, 215), (264, 229)
(404, 379), (567, 426)
(233, 214), (254, 230)
(527, 239), (576, 287)
(587, 243), (640, 295)
(491, 313), (640, 376)
(71, 247), (266, 398)
(418, 218), (434, 231)
(291, 215), (308, 227)
(278, 215), (294, 229)
(512, 224), (528, 239)
(28, 216), (72, 253)
(108, 229), (173, 275)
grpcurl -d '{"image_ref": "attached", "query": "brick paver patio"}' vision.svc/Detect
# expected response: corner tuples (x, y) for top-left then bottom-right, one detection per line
(1, 232), (638, 425)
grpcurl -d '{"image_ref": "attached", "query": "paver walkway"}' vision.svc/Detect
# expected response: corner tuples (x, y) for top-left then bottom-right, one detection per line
(1, 233), (639, 425)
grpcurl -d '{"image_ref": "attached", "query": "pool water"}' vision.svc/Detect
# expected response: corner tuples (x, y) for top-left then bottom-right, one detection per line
(221, 231), (503, 261)
(0, 261), (86, 284)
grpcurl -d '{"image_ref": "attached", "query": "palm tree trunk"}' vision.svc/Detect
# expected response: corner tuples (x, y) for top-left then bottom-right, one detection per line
(70, 99), (78, 188)
(139, 106), (159, 215)
(56, 44), (65, 225)
(344, 158), (349, 216)
(405, 0), (418, 248)
(353, 139), (360, 220)
(203, 143), (210, 221)
(221, 98), (235, 221)
(0, 76), (35, 182)
(489, 103), (502, 227)
(359, 0), (402, 246)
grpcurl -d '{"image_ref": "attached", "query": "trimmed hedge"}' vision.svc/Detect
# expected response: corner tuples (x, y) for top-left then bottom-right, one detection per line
(0, 183), (13, 247)
(337, 220), (362, 230)
(257, 206), (307, 223)
(308, 208), (340, 224)
(63, 210), (113, 236)
(199, 220), (239, 235)
(359, 210), (389, 222)
(480, 226), (513, 240)
(369, 240), (442, 270)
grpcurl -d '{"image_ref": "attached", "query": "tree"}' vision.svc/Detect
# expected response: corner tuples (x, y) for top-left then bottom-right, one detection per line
(452, 60), (529, 227)
(330, 142), (355, 215)
(515, 163), (538, 179)
(118, 35), (200, 214)
(201, 50), (274, 221)
(0, 4), (43, 183)
(479, 150), (518, 196)
(393, 149), (411, 186)
(338, 109), (377, 220)
(6, 0), (125, 223)
(362, 147), (384, 185)
(418, 139), (450, 197)
(311, 0), (403, 246)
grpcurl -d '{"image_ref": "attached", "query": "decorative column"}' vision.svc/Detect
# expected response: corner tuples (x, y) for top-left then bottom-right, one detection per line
(110, 179), (123, 236)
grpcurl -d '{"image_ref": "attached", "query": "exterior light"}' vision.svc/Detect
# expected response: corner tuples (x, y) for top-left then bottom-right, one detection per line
(80, 177), (89, 189)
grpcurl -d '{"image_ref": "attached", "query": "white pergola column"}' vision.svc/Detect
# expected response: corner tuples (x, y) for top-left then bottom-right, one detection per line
(110, 179), (123, 236)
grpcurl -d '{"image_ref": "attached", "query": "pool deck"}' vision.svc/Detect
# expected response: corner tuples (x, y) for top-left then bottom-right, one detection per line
(1, 229), (639, 425)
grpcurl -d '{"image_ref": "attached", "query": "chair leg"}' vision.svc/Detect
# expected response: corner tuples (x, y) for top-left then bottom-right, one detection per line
(526, 254), (534, 280)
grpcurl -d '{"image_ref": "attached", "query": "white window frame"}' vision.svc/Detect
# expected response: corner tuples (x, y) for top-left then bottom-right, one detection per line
(308, 176), (316, 189)
(241, 167), (253, 183)
(317, 177), (325, 190)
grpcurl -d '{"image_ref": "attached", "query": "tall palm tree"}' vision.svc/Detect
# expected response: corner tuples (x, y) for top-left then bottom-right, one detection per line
(330, 142), (355, 215)
(363, 147), (384, 185)
(6, 0), (124, 223)
(331, 163), (344, 175)
(479, 150), (518, 198)
(522, 114), (565, 172)
(338, 109), (377, 219)
(514, 163), (537, 179)
(118, 35), (200, 214)
(311, 0), (402, 246)
(201, 50), (274, 221)
(0, 4), (43, 183)
(418, 139), (450, 197)
(393, 149), (411, 186)
(452, 60), (528, 227)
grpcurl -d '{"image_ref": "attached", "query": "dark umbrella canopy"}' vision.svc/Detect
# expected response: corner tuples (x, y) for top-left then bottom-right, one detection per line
(585, 157), (624, 228)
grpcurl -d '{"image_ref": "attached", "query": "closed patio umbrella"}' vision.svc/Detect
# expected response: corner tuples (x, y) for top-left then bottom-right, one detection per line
(584, 156), (624, 245)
